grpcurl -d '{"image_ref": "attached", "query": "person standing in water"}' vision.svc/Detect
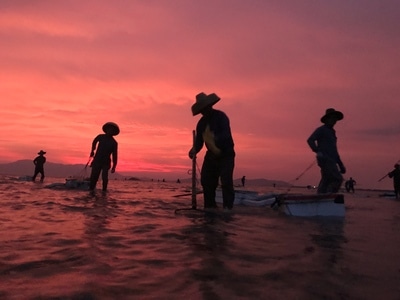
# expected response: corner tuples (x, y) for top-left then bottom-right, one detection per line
(388, 164), (400, 199)
(307, 108), (346, 194)
(89, 122), (119, 192)
(346, 177), (356, 193)
(241, 176), (246, 187)
(189, 92), (235, 209)
(32, 150), (46, 182)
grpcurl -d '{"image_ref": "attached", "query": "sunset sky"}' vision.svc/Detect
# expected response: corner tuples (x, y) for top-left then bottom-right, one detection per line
(1, 1), (399, 189)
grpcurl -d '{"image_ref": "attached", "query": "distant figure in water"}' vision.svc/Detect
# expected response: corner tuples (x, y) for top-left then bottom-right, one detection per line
(32, 150), (46, 182)
(307, 108), (346, 194)
(345, 177), (356, 193)
(89, 122), (119, 192)
(388, 164), (400, 199)
(189, 92), (235, 209)
(241, 176), (246, 187)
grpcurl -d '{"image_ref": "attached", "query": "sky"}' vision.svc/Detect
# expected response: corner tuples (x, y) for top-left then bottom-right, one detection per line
(0, 0), (399, 189)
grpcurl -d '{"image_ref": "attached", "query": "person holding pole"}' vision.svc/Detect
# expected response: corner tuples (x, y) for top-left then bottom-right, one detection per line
(89, 122), (119, 193)
(188, 92), (235, 209)
(388, 164), (400, 199)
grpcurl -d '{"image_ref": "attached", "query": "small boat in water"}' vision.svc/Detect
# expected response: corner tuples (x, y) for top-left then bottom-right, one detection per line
(272, 193), (345, 217)
(45, 178), (90, 190)
(215, 189), (277, 207)
(379, 192), (397, 199)
(65, 178), (90, 189)
(17, 175), (33, 181)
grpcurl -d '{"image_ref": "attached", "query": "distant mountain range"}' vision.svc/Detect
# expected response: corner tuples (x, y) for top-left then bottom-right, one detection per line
(0, 160), (290, 186)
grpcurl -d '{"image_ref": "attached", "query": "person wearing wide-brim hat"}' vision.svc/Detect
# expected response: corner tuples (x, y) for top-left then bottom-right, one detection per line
(388, 163), (400, 199)
(89, 122), (119, 192)
(32, 150), (47, 182)
(102, 122), (120, 136)
(307, 108), (346, 194)
(320, 108), (344, 123)
(189, 92), (235, 209)
(191, 93), (221, 116)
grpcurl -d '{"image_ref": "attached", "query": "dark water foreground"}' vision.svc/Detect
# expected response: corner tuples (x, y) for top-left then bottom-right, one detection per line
(0, 178), (399, 299)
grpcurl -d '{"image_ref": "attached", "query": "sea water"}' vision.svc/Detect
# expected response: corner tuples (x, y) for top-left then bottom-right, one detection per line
(0, 176), (399, 300)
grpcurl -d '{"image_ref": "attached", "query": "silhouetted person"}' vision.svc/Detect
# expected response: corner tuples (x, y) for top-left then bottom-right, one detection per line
(32, 150), (46, 182)
(346, 177), (356, 193)
(307, 108), (346, 194)
(189, 92), (235, 209)
(89, 122), (119, 192)
(345, 180), (350, 192)
(388, 164), (400, 199)
(241, 176), (246, 187)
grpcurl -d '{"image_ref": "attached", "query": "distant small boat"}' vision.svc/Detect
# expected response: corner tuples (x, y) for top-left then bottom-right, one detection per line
(65, 178), (90, 189)
(379, 192), (397, 199)
(215, 189), (277, 207)
(273, 193), (345, 217)
(45, 178), (90, 190)
(17, 175), (33, 181)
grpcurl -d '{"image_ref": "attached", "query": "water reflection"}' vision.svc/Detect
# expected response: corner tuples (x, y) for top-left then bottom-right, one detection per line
(181, 211), (234, 298)
(306, 218), (348, 298)
(82, 193), (119, 278)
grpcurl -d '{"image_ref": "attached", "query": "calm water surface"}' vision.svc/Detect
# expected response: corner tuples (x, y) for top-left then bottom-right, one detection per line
(0, 176), (399, 299)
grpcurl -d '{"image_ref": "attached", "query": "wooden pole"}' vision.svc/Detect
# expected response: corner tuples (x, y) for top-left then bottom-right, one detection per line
(378, 173), (389, 182)
(191, 130), (197, 209)
(378, 160), (400, 182)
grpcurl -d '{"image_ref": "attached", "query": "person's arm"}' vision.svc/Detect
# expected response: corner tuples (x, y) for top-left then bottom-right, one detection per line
(90, 135), (100, 157)
(203, 125), (221, 156)
(111, 143), (118, 173)
(307, 129), (319, 153)
(189, 121), (205, 159)
(337, 157), (346, 174)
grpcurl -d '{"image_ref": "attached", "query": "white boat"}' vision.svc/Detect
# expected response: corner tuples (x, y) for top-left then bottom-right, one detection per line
(273, 193), (345, 217)
(215, 189), (277, 207)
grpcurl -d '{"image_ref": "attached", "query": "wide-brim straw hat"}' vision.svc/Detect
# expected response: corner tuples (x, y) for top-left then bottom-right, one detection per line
(191, 92), (221, 116)
(320, 108), (344, 123)
(38, 150), (46, 155)
(102, 122), (120, 136)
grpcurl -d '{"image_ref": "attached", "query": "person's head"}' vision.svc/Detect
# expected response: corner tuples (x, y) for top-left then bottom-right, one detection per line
(102, 122), (120, 136)
(395, 163), (400, 169)
(320, 108), (343, 126)
(191, 92), (220, 116)
(38, 150), (46, 156)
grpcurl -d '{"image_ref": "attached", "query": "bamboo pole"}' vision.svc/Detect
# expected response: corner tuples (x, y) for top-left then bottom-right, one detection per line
(191, 130), (197, 209)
